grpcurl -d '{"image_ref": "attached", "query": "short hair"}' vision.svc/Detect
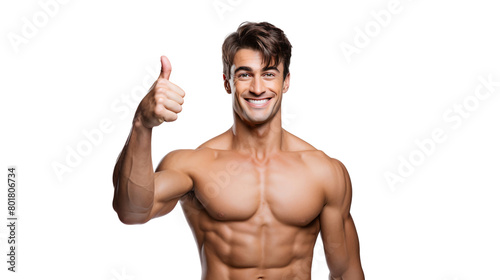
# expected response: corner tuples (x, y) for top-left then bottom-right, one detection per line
(222, 21), (292, 79)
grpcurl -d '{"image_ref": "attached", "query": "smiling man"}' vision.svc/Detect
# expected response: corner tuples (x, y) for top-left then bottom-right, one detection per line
(112, 22), (364, 280)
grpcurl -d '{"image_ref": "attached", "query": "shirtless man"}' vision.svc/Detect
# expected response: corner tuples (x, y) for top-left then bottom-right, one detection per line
(112, 22), (364, 280)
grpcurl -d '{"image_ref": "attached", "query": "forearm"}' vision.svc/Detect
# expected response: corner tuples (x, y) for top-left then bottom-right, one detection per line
(113, 118), (155, 222)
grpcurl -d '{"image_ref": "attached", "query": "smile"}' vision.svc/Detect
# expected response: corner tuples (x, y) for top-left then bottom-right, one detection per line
(245, 98), (271, 108)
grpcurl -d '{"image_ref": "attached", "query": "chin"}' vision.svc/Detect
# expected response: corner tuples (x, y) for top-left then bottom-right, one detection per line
(245, 114), (273, 126)
(235, 105), (277, 126)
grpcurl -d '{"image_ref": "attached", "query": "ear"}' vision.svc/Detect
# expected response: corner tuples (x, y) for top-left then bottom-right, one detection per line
(282, 73), (290, 93)
(223, 74), (231, 94)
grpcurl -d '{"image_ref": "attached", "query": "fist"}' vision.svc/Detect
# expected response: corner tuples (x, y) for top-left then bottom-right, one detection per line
(135, 56), (185, 128)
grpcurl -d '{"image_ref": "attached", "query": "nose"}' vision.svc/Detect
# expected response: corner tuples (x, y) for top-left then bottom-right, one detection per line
(249, 76), (266, 95)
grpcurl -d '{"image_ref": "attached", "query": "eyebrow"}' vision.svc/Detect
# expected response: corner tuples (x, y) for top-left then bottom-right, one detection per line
(263, 66), (280, 72)
(234, 66), (281, 73)
(234, 66), (253, 73)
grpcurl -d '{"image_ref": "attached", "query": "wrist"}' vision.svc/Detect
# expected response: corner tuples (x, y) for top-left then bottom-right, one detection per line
(133, 113), (151, 128)
(132, 116), (153, 137)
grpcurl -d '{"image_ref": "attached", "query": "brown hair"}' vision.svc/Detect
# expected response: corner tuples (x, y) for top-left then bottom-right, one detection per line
(222, 21), (292, 79)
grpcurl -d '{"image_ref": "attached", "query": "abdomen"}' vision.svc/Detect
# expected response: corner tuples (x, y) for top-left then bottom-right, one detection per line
(199, 208), (320, 271)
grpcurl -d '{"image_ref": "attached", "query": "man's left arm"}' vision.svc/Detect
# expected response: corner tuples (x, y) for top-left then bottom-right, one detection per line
(319, 158), (364, 280)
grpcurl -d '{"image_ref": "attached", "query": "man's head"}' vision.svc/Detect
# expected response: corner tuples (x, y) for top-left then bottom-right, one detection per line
(222, 22), (292, 81)
(222, 22), (292, 125)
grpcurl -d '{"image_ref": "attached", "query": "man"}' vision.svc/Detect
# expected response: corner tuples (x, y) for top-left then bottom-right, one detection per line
(113, 21), (364, 280)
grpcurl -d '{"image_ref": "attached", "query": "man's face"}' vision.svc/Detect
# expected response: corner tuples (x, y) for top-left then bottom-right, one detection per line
(224, 48), (290, 126)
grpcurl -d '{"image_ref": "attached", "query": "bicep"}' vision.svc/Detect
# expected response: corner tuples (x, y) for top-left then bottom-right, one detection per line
(147, 151), (194, 220)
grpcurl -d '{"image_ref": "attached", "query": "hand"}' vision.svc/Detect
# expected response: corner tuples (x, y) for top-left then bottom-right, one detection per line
(134, 56), (185, 128)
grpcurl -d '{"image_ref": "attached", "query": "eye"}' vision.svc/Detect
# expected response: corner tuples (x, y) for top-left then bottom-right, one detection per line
(263, 73), (275, 78)
(238, 73), (250, 78)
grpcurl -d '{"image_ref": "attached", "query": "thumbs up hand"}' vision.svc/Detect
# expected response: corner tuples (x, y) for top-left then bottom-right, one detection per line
(134, 56), (185, 128)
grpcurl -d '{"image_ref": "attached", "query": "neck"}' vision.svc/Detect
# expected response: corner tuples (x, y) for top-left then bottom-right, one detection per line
(230, 109), (285, 161)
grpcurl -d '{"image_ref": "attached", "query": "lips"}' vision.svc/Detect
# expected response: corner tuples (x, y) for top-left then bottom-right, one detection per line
(244, 98), (271, 108)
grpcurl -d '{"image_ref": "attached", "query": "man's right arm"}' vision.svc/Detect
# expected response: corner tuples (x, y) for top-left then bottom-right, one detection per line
(112, 56), (190, 224)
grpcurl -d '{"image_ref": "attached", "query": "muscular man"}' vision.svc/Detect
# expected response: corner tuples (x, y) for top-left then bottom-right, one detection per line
(113, 22), (364, 280)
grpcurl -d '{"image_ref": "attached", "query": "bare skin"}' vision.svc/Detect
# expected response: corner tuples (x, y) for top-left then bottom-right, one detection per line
(113, 50), (364, 279)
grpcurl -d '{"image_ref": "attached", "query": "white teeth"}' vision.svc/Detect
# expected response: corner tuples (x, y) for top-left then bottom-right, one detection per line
(248, 99), (269, 104)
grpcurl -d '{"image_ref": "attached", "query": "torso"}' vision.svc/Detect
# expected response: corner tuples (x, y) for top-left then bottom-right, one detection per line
(178, 129), (334, 280)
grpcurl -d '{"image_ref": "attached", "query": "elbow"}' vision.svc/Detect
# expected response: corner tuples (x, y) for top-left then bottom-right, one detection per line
(329, 265), (365, 280)
(114, 209), (149, 225)
(113, 201), (150, 225)
(112, 183), (154, 225)
(329, 272), (345, 280)
(117, 213), (148, 225)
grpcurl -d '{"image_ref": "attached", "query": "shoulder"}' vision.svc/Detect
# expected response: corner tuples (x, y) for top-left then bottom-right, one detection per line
(281, 130), (349, 181)
(283, 129), (318, 152)
(283, 130), (339, 168)
(158, 129), (232, 171)
(300, 150), (351, 208)
(300, 150), (348, 181)
(196, 128), (233, 150)
(323, 156), (352, 210)
(156, 147), (216, 172)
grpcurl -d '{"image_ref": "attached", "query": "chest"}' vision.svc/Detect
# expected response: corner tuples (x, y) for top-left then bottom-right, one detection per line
(190, 155), (325, 226)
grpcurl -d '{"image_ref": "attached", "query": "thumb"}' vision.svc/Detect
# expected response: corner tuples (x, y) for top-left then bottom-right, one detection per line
(159, 55), (172, 80)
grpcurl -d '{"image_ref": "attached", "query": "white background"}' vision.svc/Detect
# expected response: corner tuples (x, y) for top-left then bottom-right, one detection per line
(1, 0), (499, 279)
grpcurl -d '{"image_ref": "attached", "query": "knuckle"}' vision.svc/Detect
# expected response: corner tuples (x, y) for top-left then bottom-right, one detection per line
(154, 95), (163, 103)
(154, 104), (163, 116)
(155, 92), (168, 102)
(155, 87), (166, 94)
